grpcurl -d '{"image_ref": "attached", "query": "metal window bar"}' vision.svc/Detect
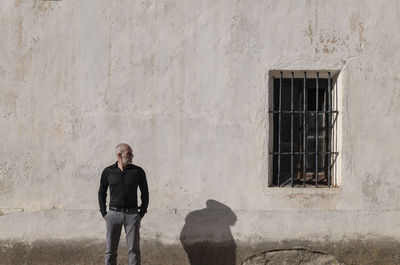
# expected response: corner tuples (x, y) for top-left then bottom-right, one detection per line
(303, 72), (306, 187)
(271, 71), (336, 187)
(315, 72), (319, 187)
(327, 72), (332, 187)
(290, 72), (294, 187)
(277, 72), (282, 186)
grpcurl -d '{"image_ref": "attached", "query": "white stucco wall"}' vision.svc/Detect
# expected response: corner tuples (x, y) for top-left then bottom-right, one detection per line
(0, 0), (399, 246)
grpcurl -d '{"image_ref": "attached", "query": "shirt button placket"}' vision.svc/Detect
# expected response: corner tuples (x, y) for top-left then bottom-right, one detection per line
(121, 171), (125, 208)
(122, 171), (126, 224)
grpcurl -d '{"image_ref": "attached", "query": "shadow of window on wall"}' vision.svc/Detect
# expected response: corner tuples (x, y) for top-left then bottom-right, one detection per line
(180, 200), (237, 265)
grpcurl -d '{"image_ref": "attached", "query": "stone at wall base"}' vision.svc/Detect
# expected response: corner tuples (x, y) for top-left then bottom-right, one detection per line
(242, 249), (343, 265)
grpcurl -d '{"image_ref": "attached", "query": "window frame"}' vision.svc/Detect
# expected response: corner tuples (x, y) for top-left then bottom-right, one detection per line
(268, 70), (340, 188)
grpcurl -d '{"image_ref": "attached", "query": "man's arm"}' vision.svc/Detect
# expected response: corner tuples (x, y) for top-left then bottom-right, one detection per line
(98, 168), (109, 218)
(138, 169), (149, 218)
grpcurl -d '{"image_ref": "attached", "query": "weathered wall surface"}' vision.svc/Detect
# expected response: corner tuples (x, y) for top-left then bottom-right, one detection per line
(0, 0), (399, 264)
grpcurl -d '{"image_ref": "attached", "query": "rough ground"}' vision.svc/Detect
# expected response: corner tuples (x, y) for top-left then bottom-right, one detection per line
(242, 249), (343, 265)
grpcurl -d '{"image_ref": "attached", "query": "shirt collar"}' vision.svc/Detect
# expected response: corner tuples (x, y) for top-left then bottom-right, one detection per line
(112, 161), (134, 169)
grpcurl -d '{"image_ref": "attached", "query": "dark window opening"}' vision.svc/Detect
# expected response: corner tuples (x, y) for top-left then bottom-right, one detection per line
(270, 71), (338, 187)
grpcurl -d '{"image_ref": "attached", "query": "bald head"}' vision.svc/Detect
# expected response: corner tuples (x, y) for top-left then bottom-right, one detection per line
(115, 143), (133, 166)
(115, 143), (131, 156)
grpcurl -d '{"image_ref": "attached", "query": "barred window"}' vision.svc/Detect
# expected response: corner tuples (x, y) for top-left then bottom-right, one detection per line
(270, 71), (339, 187)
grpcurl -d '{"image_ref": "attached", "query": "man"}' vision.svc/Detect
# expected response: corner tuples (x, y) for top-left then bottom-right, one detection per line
(98, 143), (149, 265)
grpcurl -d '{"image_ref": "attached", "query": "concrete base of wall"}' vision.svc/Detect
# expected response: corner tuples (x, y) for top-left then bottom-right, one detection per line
(0, 238), (399, 265)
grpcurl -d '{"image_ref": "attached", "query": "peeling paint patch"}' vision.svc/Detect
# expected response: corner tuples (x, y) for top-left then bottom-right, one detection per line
(51, 104), (82, 141)
(0, 162), (16, 196)
(285, 192), (340, 209)
(32, 1), (57, 15)
(349, 13), (367, 52)
(0, 208), (24, 216)
(303, 11), (367, 56)
(362, 175), (384, 205)
(305, 22), (313, 45)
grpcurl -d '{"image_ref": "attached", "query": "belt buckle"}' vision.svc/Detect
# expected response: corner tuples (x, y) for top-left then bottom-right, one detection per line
(122, 208), (128, 213)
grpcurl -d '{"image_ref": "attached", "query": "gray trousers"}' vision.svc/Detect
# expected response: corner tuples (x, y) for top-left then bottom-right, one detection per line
(105, 210), (142, 265)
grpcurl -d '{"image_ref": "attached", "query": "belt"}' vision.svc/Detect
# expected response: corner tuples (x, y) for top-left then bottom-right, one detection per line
(109, 207), (138, 214)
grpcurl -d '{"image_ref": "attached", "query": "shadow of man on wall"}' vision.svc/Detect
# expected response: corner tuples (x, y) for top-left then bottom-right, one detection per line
(180, 200), (237, 265)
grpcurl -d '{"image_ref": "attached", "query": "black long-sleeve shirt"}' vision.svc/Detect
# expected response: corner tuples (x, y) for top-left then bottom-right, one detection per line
(98, 162), (149, 217)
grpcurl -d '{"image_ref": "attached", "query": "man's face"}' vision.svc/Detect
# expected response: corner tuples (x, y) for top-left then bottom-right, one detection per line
(120, 146), (133, 165)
